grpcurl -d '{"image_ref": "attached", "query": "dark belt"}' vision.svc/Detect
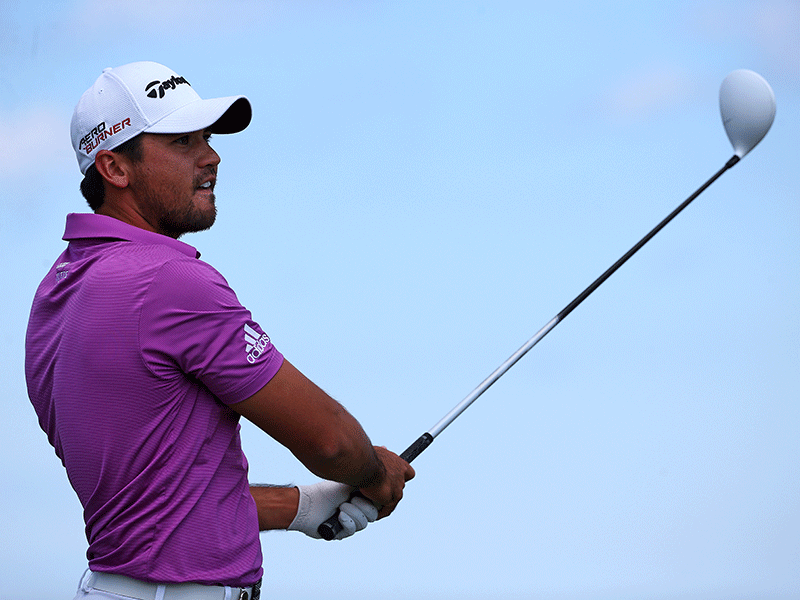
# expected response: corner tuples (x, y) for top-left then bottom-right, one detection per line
(251, 578), (262, 600)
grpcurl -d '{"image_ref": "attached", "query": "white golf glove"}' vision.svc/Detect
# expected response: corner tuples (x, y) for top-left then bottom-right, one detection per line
(287, 481), (379, 540)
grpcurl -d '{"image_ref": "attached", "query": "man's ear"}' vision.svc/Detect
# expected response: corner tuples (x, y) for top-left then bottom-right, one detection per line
(95, 150), (131, 189)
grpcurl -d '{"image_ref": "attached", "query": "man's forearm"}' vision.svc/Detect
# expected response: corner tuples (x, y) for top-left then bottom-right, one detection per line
(306, 419), (386, 489)
(249, 485), (300, 531)
(233, 360), (386, 487)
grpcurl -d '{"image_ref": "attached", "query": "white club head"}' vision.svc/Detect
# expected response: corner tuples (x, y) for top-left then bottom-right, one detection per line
(720, 69), (776, 158)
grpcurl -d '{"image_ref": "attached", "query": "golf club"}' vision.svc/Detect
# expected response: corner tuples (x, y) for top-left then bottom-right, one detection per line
(318, 69), (776, 541)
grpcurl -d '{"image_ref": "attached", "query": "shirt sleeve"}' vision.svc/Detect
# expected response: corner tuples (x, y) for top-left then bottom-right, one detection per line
(139, 256), (284, 404)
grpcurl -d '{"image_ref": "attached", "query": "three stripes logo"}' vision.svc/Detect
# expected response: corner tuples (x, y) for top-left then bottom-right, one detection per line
(244, 323), (271, 364)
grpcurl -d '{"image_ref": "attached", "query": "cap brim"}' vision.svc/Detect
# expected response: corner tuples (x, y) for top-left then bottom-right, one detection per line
(146, 96), (252, 135)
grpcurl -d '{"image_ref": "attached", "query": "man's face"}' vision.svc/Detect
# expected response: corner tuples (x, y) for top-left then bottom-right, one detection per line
(127, 129), (220, 238)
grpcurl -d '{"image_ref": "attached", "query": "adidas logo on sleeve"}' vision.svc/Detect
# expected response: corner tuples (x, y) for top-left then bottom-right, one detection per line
(244, 323), (271, 364)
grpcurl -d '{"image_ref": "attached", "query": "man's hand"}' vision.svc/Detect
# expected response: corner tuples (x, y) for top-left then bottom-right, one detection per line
(289, 446), (415, 540)
(357, 446), (415, 520)
(288, 481), (379, 540)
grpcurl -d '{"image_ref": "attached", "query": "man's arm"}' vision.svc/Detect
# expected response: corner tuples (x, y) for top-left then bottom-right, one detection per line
(231, 359), (414, 522)
(248, 485), (299, 531)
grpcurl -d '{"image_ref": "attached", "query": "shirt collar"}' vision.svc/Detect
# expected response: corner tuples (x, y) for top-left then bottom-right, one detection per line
(63, 213), (200, 259)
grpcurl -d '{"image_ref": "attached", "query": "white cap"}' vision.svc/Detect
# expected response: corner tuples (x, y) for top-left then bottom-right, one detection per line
(71, 61), (252, 174)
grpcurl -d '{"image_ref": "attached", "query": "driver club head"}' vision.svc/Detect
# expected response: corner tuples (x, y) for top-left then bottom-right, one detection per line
(720, 69), (776, 158)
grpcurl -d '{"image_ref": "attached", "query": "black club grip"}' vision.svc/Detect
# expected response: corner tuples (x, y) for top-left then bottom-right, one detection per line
(316, 433), (433, 540)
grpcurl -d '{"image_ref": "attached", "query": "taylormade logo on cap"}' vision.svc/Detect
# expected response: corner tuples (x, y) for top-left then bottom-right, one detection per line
(145, 75), (191, 99)
(70, 61), (252, 175)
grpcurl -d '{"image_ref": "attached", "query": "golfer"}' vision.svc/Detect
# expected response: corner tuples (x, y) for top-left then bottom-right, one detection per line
(25, 61), (414, 600)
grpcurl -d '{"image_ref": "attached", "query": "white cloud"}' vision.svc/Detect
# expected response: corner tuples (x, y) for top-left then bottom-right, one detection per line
(689, 0), (800, 75)
(69, 0), (297, 35)
(604, 65), (698, 123)
(67, 0), (381, 45)
(0, 106), (75, 179)
(753, 0), (800, 72)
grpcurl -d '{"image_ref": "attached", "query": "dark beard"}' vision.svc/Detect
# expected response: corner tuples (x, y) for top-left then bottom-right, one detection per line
(138, 171), (218, 239)
(158, 194), (217, 239)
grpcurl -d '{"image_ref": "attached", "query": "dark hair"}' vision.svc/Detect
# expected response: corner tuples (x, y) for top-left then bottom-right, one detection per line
(80, 134), (144, 211)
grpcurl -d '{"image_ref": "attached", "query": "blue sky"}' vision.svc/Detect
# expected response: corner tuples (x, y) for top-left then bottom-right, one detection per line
(2, 1), (798, 598)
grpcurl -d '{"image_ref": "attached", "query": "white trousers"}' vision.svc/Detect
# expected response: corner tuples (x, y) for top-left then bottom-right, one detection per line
(73, 570), (257, 600)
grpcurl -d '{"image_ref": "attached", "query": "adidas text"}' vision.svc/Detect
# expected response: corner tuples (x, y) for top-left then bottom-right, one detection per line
(244, 323), (270, 364)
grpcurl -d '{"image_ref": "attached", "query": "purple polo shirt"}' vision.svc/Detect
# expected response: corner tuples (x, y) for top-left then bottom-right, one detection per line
(25, 213), (284, 586)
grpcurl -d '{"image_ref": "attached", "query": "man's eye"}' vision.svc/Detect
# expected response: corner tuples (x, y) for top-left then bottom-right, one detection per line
(175, 135), (190, 145)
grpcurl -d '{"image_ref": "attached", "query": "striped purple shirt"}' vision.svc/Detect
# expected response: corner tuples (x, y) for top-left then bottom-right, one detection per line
(25, 213), (283, 586)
